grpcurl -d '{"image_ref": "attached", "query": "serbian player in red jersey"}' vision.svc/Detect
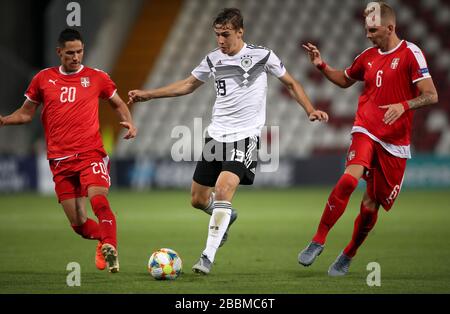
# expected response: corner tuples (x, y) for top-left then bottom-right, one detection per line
(0, 29), (137, 273)
(298, 2), (438, 276)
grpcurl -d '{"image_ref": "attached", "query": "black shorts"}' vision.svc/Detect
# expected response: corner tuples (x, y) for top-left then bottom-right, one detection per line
(193, 136), (259, 187)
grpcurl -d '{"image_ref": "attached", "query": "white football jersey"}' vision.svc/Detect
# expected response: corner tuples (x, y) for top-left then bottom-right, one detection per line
(192, 43), (286, 142)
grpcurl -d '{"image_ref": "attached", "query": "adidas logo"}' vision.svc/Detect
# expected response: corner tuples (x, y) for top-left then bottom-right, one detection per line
(216, 60), (222, 65)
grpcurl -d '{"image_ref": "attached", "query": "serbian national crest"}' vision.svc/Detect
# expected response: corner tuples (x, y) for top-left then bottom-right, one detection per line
(390, 58), (400, 69)
(81, 77), (90, 87)
(240, 55), (252, 68)
(348, 150), (356, 161)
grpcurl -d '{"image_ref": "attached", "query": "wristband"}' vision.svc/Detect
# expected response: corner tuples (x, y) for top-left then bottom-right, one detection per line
(317, 61), (327, 70)
(401, 101), (410, 111)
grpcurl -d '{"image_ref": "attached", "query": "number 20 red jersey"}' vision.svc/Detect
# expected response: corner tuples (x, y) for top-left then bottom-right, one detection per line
(25, 65), (117, 159)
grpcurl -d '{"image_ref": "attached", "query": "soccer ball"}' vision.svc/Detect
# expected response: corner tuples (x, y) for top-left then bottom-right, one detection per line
(147, 248), (182, 280)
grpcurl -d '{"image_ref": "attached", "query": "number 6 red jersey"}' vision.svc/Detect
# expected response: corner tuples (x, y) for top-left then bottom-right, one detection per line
(344, 40), (431, 156)
(25, 65), (117, 159)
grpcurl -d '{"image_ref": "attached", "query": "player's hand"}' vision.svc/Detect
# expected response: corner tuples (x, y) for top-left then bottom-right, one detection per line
(302, 42), (323, 67)
(308, 110), (329, 122)
(379, 103), (405, 125)
(127, 90), (150, 105)
(119, 121), (138, 139)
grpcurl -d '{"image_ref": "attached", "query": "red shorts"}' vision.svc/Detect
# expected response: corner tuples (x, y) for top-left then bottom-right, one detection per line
(346, 133), (407, 211)
(49, 149), (111, 202)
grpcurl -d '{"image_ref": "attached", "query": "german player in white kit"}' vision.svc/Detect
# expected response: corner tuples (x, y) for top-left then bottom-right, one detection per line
(128, 8), (328, 274)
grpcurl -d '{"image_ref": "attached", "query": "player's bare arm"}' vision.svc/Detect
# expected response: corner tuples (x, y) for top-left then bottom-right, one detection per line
(0, 100), (39, 127)
(302, 42), (355, 88)
(127, 75), (204, 105)
(380, 78), (438, 125)
(278, 71), (329, 122)
(109, 93), (137, 139)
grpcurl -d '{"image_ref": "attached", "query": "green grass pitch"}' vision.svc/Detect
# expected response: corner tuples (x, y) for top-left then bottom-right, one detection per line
(0, 188), (449, 294)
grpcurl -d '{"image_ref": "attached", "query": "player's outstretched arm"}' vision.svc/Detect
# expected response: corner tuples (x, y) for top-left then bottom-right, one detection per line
(380, 78), (438, 125)
(0, 100), (39, 127)
(278, 72), (329, 122)
(109, 93), (137, 139)
(302, 42), (355, 88)
(127, 75), (204, 105)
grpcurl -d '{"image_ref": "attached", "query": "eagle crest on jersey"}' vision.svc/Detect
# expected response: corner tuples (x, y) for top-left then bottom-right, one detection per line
(240, 55), (252, 68)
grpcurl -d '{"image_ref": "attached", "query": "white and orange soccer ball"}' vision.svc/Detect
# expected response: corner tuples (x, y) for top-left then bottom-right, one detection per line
(147, 248), (183, 280)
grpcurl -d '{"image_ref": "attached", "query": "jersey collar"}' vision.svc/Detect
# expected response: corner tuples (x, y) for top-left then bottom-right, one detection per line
(59, 65), (84, 75)
(224, 43), (247, 57)
(378, 40), (404, 55)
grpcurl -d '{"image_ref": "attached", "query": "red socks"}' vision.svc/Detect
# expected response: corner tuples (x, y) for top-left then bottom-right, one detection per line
(343, 202), (378, 258)
(90, 195), (117, 249)
(71, 218), (101, 240)
(312, 173), (359, 245)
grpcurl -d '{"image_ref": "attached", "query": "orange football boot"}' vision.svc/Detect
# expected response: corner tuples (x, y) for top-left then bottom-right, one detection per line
(95, 242), (107, 270)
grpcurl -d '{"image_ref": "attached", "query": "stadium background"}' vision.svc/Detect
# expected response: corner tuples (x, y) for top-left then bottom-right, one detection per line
(0, 0), (449, 294)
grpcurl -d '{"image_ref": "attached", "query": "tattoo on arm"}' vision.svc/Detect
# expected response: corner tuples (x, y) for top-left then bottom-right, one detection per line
(407, 92), (436, 110)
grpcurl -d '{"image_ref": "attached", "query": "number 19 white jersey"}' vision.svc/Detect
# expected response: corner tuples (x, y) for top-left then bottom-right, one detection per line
(192, 43), (286, 142)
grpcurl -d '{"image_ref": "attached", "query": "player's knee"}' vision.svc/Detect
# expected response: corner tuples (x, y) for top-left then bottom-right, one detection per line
(336, 173), (359, 197)
(362, 195), (380, 212)
(191, 198), (206, 209)
(214, 183), (236, 201)
(87, 186), (109, 199)
(71, 221), (87, 238)
(191, 193), (209, 209)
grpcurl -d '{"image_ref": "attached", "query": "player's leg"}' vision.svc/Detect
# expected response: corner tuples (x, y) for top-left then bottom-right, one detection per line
(61, 196), (101, 241)
(191, 138), (220, 215)
(328, 192), (380, 276)
(343, 192), (380, 258)
(192, 136), (257, 274)
(191, 138), (239, 250)
(51, 159), (106, 270)
(191, 180), (238, 247)
(62, 197), (107, 271)
(204, 170), (239, 256)
(314, 164), (364, 244)
(298, 165), (363, 266)
(328, 144), (406, 276)
(80, 150), (119, 273)
(193, 171), (239, 274)
(299, 133), (374, 266)
(51, 164), (100, 239)
(88, 186), (119, 273)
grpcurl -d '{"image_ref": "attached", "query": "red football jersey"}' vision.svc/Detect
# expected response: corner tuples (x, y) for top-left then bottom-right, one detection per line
(345, 40), (431, 146)
(25, 65), (117, 159)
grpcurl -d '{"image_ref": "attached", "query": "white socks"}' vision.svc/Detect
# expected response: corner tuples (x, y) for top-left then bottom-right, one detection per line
(202, 200), (232, 262)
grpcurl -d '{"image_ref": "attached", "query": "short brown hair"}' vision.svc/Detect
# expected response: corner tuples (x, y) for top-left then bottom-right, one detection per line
(213, 8), (244, 30)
